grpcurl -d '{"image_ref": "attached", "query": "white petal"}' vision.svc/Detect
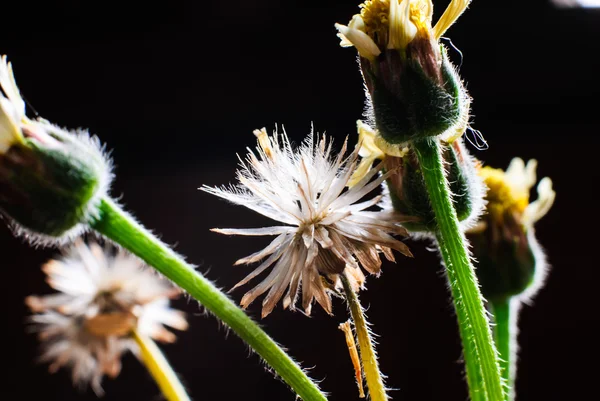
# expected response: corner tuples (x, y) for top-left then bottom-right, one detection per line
(235, 233), (290, 265)
(0, 97), (22, 153)
(523, 177), (555, 227)
(211, 226), (293, 236)
(230, 240), (290, 291)
(388, 0), (417, 50)
(433, 0), (472, 40)
(0, 56), (25, 118)
(335, 23), (382, 59)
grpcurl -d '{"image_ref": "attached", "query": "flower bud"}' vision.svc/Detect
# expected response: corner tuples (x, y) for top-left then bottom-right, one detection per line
(466, 159), (556, 302)
(336, 1), (473, 143)
(351, 120), (484, 233)
(0, 56), (112, 244)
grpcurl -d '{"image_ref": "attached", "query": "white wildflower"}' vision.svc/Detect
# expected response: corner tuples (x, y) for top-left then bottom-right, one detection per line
(202, 128), (412, 318)
(26, 241), (188, 395)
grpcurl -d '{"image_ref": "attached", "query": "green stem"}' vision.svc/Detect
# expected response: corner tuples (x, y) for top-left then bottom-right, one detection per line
(91, 197), (327, 401)
(340, 272), (387, 401)
(132, 329), (191, 401)
(491, 298), (515, 401)
(413, 138), (504, 401)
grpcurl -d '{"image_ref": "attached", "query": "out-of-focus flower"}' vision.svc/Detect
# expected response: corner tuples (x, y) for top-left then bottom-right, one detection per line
(202, 128), (412, 318)
(351, 120), (485, 233)
(27, 241), (188, 395)
(0, 55), (112, 244)
(335, 1), (472, 144)
(467, 159), (556, 302)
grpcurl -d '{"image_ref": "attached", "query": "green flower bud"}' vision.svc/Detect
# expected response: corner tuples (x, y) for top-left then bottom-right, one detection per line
(466, 159), (556, 302)
(350, 121), (484, 233)
(365, 46), (465, 143)
(0, 56), (112, 244)
(336, 0), (472, 143)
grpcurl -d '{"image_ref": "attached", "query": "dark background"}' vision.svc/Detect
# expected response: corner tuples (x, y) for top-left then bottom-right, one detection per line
(1, 1), (598, 400)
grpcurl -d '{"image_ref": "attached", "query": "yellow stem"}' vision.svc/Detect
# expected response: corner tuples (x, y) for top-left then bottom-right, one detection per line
(132, 329), (191, 401)
(341, 272), (388, 401)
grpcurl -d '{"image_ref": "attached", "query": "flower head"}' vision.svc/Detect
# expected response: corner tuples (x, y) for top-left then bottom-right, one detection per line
(336, 0), (471, 57)
(27, 241), (188, 394)
(0, 55), (112, 244)
(335, 1), (472, 144)
(202, 128), (412, 318)
(478, 159), (555, 232)
(467, 159), (556, 302)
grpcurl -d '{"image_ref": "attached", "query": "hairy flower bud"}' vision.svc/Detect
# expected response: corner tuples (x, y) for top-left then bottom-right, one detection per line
(336, 0), (472, 143)
(466, 159), (556, 302)
(351, 120), (484, 233)
(0, 56), (112, 244)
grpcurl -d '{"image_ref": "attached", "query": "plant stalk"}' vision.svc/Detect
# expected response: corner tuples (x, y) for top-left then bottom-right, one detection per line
(91, 197), (327, 401)
(413, 138), (504, 401)
(132, 329), (191, 401)
(340, 272), (387, 401)
(491, 298), (517, 400)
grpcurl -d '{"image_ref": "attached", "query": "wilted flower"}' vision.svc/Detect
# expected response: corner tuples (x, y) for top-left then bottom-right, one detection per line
(335, 1), (472, 144)
(27, 241), (188, 394)
(202, 128), (412, 318)
(467, 158), (556, 302)
(351, 120), (485, 233)
(0, 55), (112, 243)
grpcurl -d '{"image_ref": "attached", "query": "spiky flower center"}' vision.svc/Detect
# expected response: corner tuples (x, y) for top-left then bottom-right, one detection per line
(360, 0), (392, 43)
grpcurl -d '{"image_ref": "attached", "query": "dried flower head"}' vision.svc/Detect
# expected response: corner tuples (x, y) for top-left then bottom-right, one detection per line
(202, 128), (412, 318)
(467, 158), (556, 302)
(0, 55), (112, 243)
(27, 241), (188, 395)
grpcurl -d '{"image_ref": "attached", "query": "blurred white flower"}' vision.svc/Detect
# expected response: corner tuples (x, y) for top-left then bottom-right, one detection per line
(202, 128), (412, 318)
(26, 241), (188, 395)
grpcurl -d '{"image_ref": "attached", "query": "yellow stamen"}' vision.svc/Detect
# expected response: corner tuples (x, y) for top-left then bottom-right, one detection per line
(360, 0), (392, 48)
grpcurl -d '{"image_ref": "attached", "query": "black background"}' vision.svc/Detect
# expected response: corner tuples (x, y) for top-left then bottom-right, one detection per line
(1, 1), (598, 400)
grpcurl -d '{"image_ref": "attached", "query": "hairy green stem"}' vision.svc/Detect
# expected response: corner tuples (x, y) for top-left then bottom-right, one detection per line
(413, 138), (504, 401)
(91, 197), (327, 401)
(340, 272), (387, 401)
(132, 329), (191, 401)
(491, 298), (516, 400)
